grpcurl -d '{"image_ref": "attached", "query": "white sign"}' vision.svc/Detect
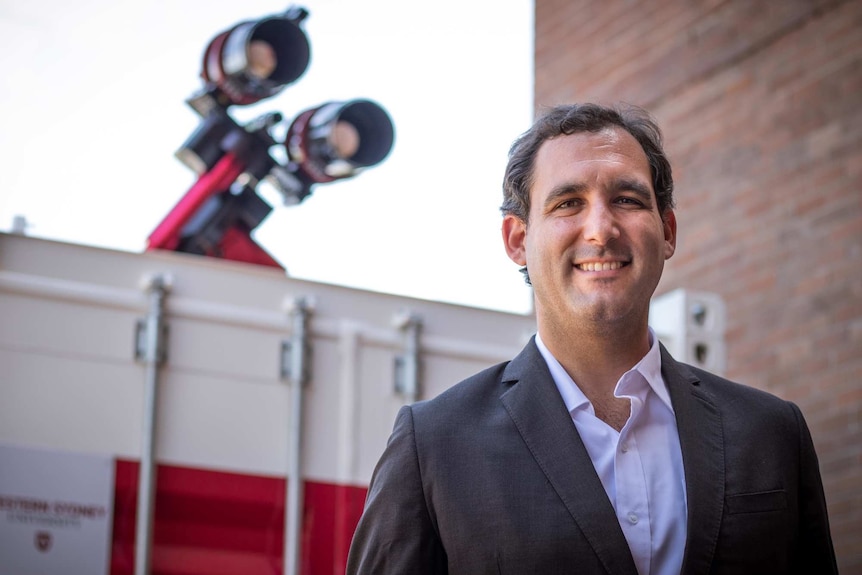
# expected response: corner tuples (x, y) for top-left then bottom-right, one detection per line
(0, 443), (115, 575)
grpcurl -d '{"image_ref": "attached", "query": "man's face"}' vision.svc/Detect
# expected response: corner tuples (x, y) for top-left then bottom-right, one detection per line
(503, 127), (676, 333)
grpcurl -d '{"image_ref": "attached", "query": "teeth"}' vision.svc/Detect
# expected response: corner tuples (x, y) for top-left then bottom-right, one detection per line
(579, 261), (623, 271)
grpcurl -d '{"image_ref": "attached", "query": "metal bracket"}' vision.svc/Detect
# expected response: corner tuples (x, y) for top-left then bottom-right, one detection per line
(393, 310), (422, 401)
(134, 319), (169, 364)
(280, 297), (312, 385)
(280, 340), (311, 382)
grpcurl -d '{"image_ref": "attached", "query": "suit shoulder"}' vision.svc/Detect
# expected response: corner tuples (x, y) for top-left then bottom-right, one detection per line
(682, 362), (797, 416)
(410, 360), (510, 421)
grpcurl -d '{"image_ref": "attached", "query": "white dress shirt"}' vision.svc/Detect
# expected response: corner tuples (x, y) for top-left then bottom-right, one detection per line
(535, 330), (687, 575)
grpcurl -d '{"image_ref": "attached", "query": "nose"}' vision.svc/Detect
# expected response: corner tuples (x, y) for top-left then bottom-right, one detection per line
(582, 203), (620, 246)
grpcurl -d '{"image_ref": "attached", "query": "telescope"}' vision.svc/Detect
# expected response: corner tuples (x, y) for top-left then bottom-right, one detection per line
(201, 7), (310, 107)
(147, 5), (395, 269)
(286, 100), (395, 188)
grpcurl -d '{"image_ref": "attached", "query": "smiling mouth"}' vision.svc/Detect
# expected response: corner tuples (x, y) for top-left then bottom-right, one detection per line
(576, 261), (627, 272)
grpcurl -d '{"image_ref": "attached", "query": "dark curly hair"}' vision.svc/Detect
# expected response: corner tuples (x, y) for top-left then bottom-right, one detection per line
(501, 103), (675, 223)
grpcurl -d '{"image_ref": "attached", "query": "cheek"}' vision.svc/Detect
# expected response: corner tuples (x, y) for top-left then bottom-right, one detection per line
(527, 225), (569, 263)
(641, 222), (672, 258)
(542, 220), (579, 247)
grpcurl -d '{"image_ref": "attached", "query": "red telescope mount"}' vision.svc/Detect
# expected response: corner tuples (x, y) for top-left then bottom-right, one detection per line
(146, 6), (395, 270)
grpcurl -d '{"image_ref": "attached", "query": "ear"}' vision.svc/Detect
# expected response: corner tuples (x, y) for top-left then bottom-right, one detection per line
(663, 209), (677, 260)
(502, 214), (528, 266)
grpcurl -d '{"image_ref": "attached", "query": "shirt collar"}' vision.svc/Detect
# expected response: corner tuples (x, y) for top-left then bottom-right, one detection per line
(535, 328), (673, 415)
(629, 328), (673, 412)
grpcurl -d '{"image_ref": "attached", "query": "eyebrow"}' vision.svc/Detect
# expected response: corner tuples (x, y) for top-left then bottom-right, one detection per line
(614, 177), (655, 204)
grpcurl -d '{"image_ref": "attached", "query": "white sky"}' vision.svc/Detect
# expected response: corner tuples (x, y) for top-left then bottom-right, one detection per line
(0, 0), (535, 314)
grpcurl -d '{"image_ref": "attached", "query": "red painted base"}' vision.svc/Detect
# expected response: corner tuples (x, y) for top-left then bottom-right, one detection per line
(110, 460), (367, 575)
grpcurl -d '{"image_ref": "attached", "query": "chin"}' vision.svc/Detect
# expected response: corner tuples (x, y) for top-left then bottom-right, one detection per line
(580, 301), (642, 328)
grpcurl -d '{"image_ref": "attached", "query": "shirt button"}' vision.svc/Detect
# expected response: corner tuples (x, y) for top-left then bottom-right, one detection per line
(628, 513), (638, 525)
(620, 443), (629, 453)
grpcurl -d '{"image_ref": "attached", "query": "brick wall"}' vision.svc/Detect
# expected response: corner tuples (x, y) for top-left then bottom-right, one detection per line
(534, 0), (861, 570)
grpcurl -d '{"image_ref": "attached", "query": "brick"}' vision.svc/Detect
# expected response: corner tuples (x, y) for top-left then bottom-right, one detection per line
(535, 0), (862, 568)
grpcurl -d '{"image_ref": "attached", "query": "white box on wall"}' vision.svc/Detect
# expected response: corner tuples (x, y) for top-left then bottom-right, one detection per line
(650, 289), (727, 375)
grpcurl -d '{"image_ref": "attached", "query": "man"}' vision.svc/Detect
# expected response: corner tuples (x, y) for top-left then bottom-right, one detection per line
(346, 103), (837, 574)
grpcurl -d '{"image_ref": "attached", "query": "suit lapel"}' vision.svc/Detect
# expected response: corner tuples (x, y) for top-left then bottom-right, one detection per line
(499, 339), (639, 575)
(661, 346), (725, 575)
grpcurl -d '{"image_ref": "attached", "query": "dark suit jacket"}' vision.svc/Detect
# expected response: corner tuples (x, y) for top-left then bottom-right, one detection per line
(346, 339), (837, 574)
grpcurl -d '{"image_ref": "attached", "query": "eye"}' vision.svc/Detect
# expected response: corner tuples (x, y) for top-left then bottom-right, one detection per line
(554, 198), (582, 211)
(615, 196), (645, 207)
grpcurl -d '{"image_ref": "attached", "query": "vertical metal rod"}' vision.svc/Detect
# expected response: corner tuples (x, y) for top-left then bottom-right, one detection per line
(285, 297), (311, 575)
(336, 322), (360, 483)
(135, 275), (170, 575)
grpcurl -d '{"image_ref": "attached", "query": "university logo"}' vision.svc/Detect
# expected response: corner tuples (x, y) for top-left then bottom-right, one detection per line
(35, 531), (53, 552)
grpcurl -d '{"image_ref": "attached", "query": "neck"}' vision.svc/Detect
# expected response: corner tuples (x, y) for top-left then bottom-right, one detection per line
(539, 316), (651, 398)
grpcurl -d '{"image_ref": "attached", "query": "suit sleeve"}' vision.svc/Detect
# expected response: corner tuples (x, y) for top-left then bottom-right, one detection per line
(789, 402), (839, 574)
(346, 405), (447, 575)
